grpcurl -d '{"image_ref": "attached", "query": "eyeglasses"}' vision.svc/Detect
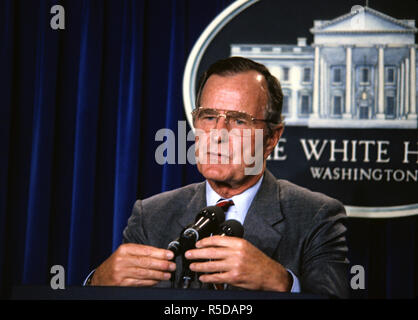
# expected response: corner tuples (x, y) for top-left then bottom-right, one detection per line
(192, 107), (276, 130)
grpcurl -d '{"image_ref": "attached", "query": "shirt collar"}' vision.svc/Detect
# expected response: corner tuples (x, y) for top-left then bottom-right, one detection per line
(205, 175), (264, 222)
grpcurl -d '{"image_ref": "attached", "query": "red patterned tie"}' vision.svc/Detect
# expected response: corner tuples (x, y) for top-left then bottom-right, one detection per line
(213, 199), (234, 290)
(216, 199), (234, 212)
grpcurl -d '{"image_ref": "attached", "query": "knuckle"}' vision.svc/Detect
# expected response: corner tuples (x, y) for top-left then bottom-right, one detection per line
(230, 269), (240, 282)
(163, 260), (171, 271)
(236, 240), (245, 250)
(116, 246), (124, 255)
(207, 248), (216, 257)
(136, 268), (147, 278)
(117, 244), (129, 255)
(114, 255), (124, 265)
(136, 256), (145, 266)
(235, 248), (244, 258)
(141, 246), (151, 256)
(143, 258), (153, 269)
(112, 264), (121, 274)
(233, 259), (242, 271)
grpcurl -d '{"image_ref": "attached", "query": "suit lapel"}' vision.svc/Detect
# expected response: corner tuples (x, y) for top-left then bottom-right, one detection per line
(243, 170), (284, 258)
(177, 182), (206, 229)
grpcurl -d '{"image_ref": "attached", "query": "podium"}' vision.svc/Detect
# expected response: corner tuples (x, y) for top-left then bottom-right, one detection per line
(11, 286), (325, 300)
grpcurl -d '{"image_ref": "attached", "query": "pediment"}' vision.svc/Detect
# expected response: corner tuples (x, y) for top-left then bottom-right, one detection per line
(311, 7), (417, 33)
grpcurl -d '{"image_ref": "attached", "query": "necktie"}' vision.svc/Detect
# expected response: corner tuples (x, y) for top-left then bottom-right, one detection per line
(216, 199), (234, 212)
(213, 199), (235, 290)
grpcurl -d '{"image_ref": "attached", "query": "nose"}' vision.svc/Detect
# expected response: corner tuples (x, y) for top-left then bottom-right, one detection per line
(211, 115), (229, 143)
(215, 114), (228, 130)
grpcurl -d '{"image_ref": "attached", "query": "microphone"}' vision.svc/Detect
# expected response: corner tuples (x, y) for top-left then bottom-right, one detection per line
(218, 219), (244, 238)
(167, 206), (225, 257)
(167, 206), (225, 289)
(182, 206), (225, 245)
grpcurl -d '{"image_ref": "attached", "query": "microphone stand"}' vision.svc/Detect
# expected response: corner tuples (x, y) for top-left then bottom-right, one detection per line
(170, 257), (176, 289)
(180, 254), (194, 289)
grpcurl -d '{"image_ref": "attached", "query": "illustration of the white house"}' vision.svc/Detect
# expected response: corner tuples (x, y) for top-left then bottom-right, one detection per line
(231, 6), (417, 128)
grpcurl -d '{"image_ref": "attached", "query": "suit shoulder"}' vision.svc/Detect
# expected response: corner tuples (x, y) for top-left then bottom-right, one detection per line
(124, 182), (205, 244)
(141, 182), (204, 212)
(276, 179), (345, 218)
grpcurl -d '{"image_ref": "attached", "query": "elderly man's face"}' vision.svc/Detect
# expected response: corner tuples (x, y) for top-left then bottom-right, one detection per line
(194, 71), (279, 188)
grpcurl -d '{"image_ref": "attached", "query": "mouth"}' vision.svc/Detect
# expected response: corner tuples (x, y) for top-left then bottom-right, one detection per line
(208, 152), (229, 158)
(204, 152), (231, 164)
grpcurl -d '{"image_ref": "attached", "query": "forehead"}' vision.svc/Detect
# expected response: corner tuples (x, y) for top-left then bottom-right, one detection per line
(199, 71), (268, 116)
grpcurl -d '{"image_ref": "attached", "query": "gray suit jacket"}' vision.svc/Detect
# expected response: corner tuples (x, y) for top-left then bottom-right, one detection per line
(123, 170), (350, 298)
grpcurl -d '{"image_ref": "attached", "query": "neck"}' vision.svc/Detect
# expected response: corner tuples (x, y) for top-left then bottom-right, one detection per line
(207, 172), (264, 198)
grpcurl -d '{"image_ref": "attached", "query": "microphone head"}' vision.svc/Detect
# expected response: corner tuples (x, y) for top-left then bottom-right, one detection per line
(167, 239), (181, 257)
(196, 206), (225, 225)
(220, 219), (244, 238)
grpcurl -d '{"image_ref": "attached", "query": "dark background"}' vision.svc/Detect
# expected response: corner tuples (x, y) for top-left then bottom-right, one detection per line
(0, 0), (417, 298)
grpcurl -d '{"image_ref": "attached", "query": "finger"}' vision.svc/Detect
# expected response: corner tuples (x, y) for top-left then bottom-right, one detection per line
(121, 243), (174, 260)
(198, 272), (230, 284)
(125, 266), (173, 282)
(189, 260), (230, 273)
(195, 235), (242, 249)
(116, 255), (176, 271)
(185, 247), (230, 260)
(128, 256), (176, 271)
(120, 278), (159, 287)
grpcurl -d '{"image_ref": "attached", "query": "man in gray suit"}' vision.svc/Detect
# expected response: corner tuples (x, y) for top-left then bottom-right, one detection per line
(89, 57), (349, 298)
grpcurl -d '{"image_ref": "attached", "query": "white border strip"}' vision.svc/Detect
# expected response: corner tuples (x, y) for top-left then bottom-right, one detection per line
(345, 203), (418, 218)
(182, 0), (259, 129)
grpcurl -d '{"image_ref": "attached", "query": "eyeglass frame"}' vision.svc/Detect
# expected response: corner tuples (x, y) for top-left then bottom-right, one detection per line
(191, 107), (280, 130)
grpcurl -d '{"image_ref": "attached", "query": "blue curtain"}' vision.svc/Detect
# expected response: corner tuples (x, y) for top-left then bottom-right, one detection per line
(0, 0), (417, 299)
(0, 0), (234, 295)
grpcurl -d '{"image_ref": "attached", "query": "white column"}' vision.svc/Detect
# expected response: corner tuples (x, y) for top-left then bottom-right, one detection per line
(292, 68), (298, 120)
(320, 57), (326, 116)
(405, 58), (410, 116)
(407, 46), (417, 119)
(312, 45), (320, 119)
(396, 65), (401, 118)
(344, 46), (352, 118)
(400, 62), (405, 118)
(376, 46), (385, 119)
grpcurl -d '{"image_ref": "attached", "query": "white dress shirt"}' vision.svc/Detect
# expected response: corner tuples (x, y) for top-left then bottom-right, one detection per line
(205, 176), (263, 225)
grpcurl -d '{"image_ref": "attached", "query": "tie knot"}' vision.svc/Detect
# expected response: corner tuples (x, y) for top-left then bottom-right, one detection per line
(216, 199), (234, 212)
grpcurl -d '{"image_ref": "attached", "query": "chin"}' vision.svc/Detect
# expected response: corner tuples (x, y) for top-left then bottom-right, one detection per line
(198, 164), (237, 183)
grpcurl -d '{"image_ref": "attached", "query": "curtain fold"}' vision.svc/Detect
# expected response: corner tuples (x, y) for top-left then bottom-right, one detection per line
(22, 0), (59, 284)
(112, 0), (144, 251)
(67, 0), (105, 284)
(161, 0), (186, 192)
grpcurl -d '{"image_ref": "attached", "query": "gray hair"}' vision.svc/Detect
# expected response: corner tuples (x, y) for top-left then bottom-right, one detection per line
(195, 56), (284, 134)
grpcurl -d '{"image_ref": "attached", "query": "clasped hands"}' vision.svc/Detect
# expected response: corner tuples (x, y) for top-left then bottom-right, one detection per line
(91, 236), (291, 292)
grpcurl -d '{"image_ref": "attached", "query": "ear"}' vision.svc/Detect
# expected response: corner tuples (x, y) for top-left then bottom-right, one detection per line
(264, 125), (284, 159)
